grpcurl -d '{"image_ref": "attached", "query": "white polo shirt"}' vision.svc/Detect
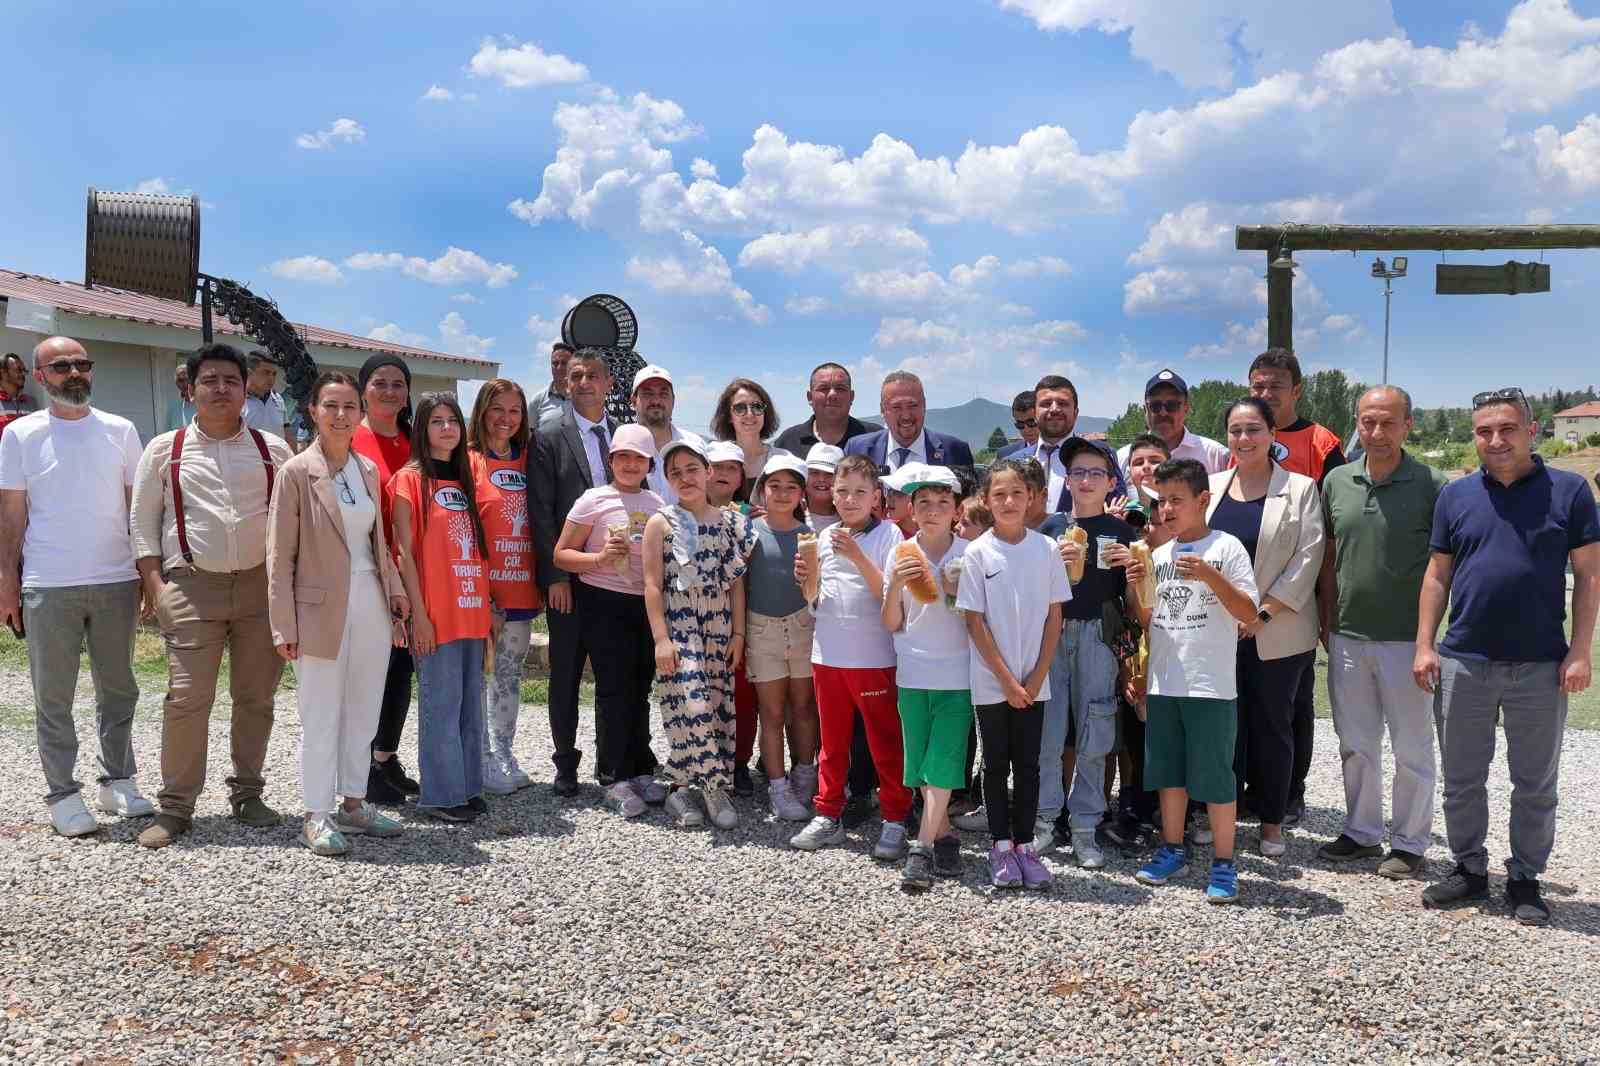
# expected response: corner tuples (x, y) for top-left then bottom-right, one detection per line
(1117, 428), (1229, 477)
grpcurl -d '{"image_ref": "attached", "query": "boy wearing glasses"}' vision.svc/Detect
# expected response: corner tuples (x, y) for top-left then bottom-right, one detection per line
(1035, 440), (1138, 864)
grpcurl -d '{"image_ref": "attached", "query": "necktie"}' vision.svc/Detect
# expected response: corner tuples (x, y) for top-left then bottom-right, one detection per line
(591, 425), (613, 484)
(894, 447), (911, 469)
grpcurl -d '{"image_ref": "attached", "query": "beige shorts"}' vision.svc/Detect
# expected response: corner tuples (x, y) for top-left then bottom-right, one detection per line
(745, 608), (815, 684)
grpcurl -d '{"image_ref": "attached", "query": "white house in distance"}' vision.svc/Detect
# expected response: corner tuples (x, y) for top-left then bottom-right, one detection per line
(0, 267), (498, 441)
(1552, 401), (1600, 445)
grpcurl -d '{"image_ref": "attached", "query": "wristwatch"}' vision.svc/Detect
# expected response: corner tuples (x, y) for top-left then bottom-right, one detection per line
(1256, 608), (1272, 624)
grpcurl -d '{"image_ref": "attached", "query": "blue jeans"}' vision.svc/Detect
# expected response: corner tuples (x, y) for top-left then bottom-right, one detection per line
(415, 638), (486, 808)
(1039, 617), (1120, 829)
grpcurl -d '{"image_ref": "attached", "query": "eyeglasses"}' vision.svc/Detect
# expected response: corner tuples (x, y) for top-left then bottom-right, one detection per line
(1013, 417), (1037, 431)
(1067, 467), (1110, 481)
(1472, 387), (1528, 410)
(1145, 399), (1183, 414)
(731, 401), (766, 417)
(43, 359), (94, 374)
(334, 471), (357, 506)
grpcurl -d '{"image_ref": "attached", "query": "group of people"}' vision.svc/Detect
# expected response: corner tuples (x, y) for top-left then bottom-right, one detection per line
(0, 333), (1594, 925)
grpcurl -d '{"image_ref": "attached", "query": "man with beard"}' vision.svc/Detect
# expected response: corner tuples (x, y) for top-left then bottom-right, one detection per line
(1116, 370), (1227, 476)
(773, 362), (875, 454)
(632, 364), (702, 505)
(130, 343), (294, 848)
(844, 371), (974, 481)
(529, 342), (574, 431)
(1029, 374), (1126, 512)
(0, 337), (154, 837)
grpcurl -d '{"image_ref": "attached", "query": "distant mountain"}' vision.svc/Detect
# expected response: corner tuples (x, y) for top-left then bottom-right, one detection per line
(863, 397), (1111, 451)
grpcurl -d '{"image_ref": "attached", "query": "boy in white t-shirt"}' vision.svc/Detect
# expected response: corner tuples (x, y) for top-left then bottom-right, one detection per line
(880, 464), (970, 891)
(956, 458), (1072, 891)
(789, 455), (909, 860)
(1124, 458), (1259, 904)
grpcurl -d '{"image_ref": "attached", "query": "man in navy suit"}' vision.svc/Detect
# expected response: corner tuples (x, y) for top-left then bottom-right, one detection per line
(1025, 373), (1126, 512)
(844, 371), (975, 480)
(995, 389), (1037, 459)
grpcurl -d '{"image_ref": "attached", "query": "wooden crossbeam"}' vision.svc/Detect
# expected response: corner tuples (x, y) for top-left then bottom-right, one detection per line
(1236, 224), (1600, 252)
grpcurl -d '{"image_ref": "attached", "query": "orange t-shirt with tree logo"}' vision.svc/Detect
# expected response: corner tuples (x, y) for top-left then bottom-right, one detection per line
(471, 451), (541, 612)
(392, 467), (491, 645)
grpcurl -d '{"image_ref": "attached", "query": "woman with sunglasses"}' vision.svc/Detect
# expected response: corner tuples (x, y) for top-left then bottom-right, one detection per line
(267, 371), (410, 855)
(710, 378), (786, 501)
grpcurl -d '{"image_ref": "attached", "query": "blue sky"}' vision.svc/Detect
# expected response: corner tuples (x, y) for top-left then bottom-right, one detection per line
(6, 0), (1600, 430)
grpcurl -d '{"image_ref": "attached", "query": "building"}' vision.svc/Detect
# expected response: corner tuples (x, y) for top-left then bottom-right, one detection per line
(1552, 400), (1600, 444)
(0, 267), (497, 441)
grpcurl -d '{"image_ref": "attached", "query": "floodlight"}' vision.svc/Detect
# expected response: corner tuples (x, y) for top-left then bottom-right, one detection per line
(1392, 256), (1408, 275)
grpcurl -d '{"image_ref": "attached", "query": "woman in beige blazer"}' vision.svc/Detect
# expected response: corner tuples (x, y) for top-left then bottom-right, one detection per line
(267, 371), (410, 857)
(1206, 397), (1325, 858)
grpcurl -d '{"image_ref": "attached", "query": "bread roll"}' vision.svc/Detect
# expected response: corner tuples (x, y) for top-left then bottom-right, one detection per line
(896, 541), (939, 605)
(797, 532), (819, 602)
(607, 521), (631, 576)
(1063, 524), (1088, 583)
(1129, 540), (1156, 609)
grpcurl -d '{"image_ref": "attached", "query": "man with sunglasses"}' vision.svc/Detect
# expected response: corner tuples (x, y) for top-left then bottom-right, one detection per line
(1413, 387), (1600, 925)
(1114, 370), (1227, 476)
(996, 390), (1038, 459)
(0, 337), (152, 837)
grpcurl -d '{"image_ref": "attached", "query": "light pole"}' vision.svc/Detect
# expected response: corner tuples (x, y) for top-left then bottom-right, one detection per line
(1370, 256), (1407, 384)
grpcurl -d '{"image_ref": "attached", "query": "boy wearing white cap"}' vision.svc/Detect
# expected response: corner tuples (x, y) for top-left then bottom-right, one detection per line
(804, 443), (842, 532)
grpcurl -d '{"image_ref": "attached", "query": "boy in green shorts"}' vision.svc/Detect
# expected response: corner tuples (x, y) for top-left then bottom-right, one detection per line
(881, 464), (973, 891)
(1124, 459), (1259, 902)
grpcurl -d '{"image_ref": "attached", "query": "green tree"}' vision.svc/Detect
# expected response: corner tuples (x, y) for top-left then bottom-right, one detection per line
(1106, 403), (1145, 445)
(1428, 408), (1449, 439)
(986, 426), (1009, 451)
(1299, 369), (1365, 442)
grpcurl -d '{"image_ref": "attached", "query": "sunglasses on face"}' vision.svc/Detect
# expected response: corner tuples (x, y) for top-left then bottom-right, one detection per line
(1145, 400), (1183, 414)
(43, 359), (94, 374)
(731, 401), (766, 417)
(1013, 417), (1037, 430)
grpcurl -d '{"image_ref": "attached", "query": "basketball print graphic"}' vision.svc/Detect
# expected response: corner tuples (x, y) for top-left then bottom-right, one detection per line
(1161, 583), (1194, 622)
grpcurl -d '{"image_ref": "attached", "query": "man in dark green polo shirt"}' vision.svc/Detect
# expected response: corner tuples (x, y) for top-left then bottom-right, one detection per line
(1316, 386), (1447, 879)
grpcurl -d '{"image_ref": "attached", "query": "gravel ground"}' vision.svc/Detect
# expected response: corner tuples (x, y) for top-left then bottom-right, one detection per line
(1, 667), (1599, 1065)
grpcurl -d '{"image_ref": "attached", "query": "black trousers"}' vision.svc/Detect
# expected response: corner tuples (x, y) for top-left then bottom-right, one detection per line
(847, 713), (877, 797)
(1117, 702), (1158, 822)
(1288, 662), (1315, 813)
(579, 583), (657, 784)
(370, 645), (413, 755)
(547, 582), (594, 778)
(976, 701), (1044, 843)
(1235, 641), (1314, 825)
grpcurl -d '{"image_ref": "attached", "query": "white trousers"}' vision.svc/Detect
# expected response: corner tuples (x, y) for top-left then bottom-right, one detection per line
(1327, 635), (1437, 855)
(294, 572), (391, 814)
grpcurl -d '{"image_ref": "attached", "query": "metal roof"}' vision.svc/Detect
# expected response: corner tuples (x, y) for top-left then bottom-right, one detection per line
(0, 267), (495, 369)
(1555, 401), (1600, 419)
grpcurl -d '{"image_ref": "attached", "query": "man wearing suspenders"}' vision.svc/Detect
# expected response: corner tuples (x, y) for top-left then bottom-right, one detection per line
(130, 344), (294, 849)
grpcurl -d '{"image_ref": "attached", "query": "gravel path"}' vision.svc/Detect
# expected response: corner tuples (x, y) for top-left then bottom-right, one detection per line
(1, 667), (1598, 1064)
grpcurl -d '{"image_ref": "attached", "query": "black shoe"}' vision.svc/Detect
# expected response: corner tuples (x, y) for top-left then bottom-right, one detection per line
(1102, 816), (1139, 848)
(901, 846), (934, 893)
(1318, 833), (1384, 862)
(1506, 878), (1551, 926)
(424, 803), (476, 823)
(1421, 864), (1490, 909)
(375, 756), (420, 796)
(551, 771), (579, 797)
(367, 762), (407, 806)
(932, 834), (963, 878)
(733, 763), (754, 797)
(466, 795), (488, 815)
(1282, 804), (1303, 829)
(841, 792), (875, 830)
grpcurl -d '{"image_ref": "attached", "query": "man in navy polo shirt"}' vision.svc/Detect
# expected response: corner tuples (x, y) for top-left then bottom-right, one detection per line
(1413, 388), (1600, 925)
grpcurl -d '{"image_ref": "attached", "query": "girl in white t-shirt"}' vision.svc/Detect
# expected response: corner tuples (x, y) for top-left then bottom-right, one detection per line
(788, 455), (909, 862)
(881, 466), (971, 891)
(955, 459), (1072, 891)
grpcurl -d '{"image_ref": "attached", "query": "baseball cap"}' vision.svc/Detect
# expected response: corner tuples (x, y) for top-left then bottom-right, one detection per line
(759, 453), (808, 482)
(805, 442), (844, 473)
(609, 423), (656, 459)
(704, 439), (745, 465)
(659, 436), (709, 468)
(632, 364), (673, 393)
(1144, 369), (1187, 397)
(894, 463), (960, 497)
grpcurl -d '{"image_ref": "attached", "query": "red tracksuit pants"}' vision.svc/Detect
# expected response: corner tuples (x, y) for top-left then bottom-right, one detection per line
(812, 663), (910, 823)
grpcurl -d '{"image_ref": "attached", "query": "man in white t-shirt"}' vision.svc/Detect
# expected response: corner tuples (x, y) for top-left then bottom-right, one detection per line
(1126, 458), (1259, 904)
(0, 336), (154, 838)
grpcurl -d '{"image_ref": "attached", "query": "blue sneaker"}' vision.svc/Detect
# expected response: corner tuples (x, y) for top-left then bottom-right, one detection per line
(1206, 858), (1239, 903)
(1135, 843), (1189, 885)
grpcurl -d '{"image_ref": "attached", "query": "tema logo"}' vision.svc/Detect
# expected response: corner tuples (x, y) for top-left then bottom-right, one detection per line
(490, 469), (526, 492)
(433, 486), (469, 511)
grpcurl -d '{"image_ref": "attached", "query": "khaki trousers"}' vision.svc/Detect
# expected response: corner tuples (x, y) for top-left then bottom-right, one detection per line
(154, 565), (281, 818)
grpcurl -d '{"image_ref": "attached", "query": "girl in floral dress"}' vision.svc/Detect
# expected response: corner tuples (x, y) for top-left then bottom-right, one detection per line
(642, 438), (757, 830)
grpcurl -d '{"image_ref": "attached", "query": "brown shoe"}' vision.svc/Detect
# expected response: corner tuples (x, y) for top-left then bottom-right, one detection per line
(1378, 850), (1423, 879)
(230, 796), (281, 828)
(137, 813), (191, 849)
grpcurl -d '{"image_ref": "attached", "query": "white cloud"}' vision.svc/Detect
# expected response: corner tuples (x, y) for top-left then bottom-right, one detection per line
(1128, 203), (1232, 264)
(134, 177), (172, 195)
(690, 158), (719, 180)
(949, 255), (1001, 287)
(1125, 263), (1326, 316)
(422, 85), (454, 101)
(844, 268), (967, 308)
(344, 246), (518, 288)
(525, 314), (560, 342)
(438, 311), (495, 356)
(998, 302), (1035, 317)
(295, 118), (366, 150)
(872, 315), (1087, 353)
(449, 291), (478, 303)
(873, 318), (962, 348)
(737, 224), (930, 273)
(1006, 256), (1072, 277)
(268, 256), (345, 284)
(467, 37), (589, 89)
(1533, 113), (1600, 191)
(784, 295), (830, 316)
(625, 231), (770, 324)
(367, 323), (430, 348)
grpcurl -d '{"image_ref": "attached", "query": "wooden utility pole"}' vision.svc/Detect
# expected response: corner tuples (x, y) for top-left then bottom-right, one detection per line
(1266, 254), (1292, 352)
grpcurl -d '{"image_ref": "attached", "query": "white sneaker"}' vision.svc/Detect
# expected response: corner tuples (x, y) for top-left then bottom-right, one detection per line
(790, 814), (845, 851)
(96, 779), (156, 818)
(703, 787), (739, 830)
(1071, 830), (1106, 869)
(508, 767), (533, 791)
(665, 789), (705, 828)
(1260, 833), (1287, 858)
(49, 794), (100, 837)
(789, 763), (818, 808)
(951, 806), (989, 832)
(1029, 818), (1057, 855)
(767, 777), (812, 822)
(481, 764), (517, 796)
(632, 775), (669, 805)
